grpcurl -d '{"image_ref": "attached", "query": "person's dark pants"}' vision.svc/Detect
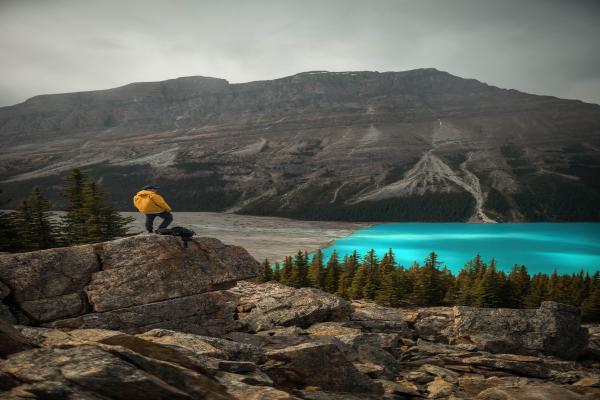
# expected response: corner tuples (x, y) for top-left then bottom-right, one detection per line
(145, 212), (173, 233)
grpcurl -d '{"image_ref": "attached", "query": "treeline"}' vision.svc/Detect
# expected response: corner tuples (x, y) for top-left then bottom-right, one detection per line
(0, 169), (132, 252)
(257, 249), (600, 322)
(243, 192), (476, 222)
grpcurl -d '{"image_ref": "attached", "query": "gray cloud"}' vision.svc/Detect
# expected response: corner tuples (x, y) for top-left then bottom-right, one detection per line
(1, 0), (599, 106)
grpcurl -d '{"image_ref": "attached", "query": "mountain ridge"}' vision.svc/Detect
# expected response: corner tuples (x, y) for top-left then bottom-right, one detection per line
(1, 68), (600, 222)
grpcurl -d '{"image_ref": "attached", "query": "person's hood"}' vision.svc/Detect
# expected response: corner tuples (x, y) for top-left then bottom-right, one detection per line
(136, 190), (156, 197)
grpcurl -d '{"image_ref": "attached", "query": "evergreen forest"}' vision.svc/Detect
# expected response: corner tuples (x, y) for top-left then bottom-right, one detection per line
(257, 248), (600, 322)
(0, 169), (132, 252)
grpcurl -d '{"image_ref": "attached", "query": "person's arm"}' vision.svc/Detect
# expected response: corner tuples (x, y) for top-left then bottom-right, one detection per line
(150, 193), (172, 212)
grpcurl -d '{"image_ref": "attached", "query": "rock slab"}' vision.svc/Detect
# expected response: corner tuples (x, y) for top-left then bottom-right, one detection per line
(453, 301), (589, 360)
(0, 235), (260, 333)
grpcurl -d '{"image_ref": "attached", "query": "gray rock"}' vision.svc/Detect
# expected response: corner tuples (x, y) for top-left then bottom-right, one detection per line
(461, 355), (551, 379)
(0, 319), (33, 357)
(86, 236), (259, 312)
(335, 334), (401, 378)
(349, 302), (412, 335)
(298, 392), (383, 400)
(0, 245), (99, 303)
(306, 321), (362, 336)
(0, 304), (16, 324)
(415, 311), (454, 342)
(229, 281), (352, 332)
(0, 235), (260, 329)
(138, 329), (265, 364)
(0, 345), (231, 400)
(421, 364), (460, 384)
(47, 290), (240, 336)
(476, 383), (597, 399)
(0, 245), (99, 323)
(19, 292), (88, 323)
(262, 342), (382, 393)
(453, 301), (589, 360)
(376, 379), (421, 397)
(426, 377), (455, 398)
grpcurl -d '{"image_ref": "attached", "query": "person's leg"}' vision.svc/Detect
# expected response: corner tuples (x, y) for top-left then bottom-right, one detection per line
(157, 211), (173, 229)
(145, 213), (157, 233)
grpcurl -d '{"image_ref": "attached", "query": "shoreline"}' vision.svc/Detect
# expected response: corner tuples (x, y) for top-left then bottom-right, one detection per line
(122, 211), (373, 262)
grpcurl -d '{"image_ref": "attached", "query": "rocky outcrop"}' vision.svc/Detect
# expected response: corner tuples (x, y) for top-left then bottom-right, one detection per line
(230, 281), (352, 332)
(452, 302), (589, 360)
(1, 238), (599, 399)
(0, 235), (260, 334)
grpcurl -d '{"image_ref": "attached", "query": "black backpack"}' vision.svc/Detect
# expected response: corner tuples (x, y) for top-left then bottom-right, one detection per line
(156, 226), (195, 247)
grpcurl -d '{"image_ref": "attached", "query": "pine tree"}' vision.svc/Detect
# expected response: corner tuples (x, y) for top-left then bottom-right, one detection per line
(546, 270), (571, 304)
(280, 256), (293, 286)
(61, 169), (88, 244)
(575, 272), (591, 306)
(289, 250), (309, 288)
(0, 211), (19, 252)
(337, 251), (359, 299)
(0, 190), (20, 252)
(349, 262), (369, 300)
(13, 187), (58, 251)
(456, 257), (483, 306)
(362, 249), (380, 300)
(441, 267), (457, 305)
(507, 265), (530, 308)
(272, 262), (281, 282)
(524, 273), (548, 308)
(324, 250), (341, 294)
(581, 285), (600, 322)
(379, 249), (396, 275)
(375, 267), (403, 307)
(307, 249), (325, 289)
(475, 259), (507, 308)
(411, 252), (446, 306)
(257, 259), (273, 283)
(61, 169), (132, 244)
(82, 177), (133, 242)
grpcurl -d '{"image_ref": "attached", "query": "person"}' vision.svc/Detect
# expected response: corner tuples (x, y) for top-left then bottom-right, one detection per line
(133, 185), (173, 233)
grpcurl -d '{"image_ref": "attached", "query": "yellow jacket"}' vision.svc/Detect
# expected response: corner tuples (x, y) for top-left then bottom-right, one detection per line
(133, 190), (172, 213)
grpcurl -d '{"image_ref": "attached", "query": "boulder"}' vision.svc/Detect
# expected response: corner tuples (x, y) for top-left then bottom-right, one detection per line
(452, 302), (589, 360)
(0, 235), (260, 327)
(414, 310), (454, 342)
(426, 377), (455, 398)
(86, 236), (259, 312)
(349, 301), (412, 335)
(306, 321), (362, 336)
(476, 383), (598, 400)
(0, 245), (98, 324)
(0, 281), (15, 323)
(0, 319), (33, 356)
(261, 342), (382, 393)
(0, 345), (233, 400)
(461, 356), (551, 379)
(0, 245), (99, 303)
(229, 281), (352, 332)
(48, 290), (240, 336)
(138, 329), (265, 364)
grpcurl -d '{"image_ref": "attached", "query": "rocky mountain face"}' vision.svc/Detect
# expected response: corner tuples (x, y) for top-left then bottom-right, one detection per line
(1, 236), (600, 399)
(1, 69), (600, 222)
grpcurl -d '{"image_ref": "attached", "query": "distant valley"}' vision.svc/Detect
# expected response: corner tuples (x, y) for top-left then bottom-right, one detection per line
(1, 68), (599, 222)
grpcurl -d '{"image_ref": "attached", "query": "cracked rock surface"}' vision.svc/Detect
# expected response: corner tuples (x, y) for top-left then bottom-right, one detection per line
(1, 236), (599, 399)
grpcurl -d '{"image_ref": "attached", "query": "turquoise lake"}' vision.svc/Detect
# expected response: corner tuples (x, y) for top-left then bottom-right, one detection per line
(319, 223), (600, 275)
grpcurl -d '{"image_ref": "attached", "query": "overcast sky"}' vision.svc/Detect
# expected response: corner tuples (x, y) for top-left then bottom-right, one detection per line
(1, 0), (599, 106)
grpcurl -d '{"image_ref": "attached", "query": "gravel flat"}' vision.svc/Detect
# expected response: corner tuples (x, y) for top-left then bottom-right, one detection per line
(123, 211), (371, 263)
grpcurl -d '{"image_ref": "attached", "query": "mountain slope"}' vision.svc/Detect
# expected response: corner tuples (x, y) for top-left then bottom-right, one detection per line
(1, 69), (600, 221)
